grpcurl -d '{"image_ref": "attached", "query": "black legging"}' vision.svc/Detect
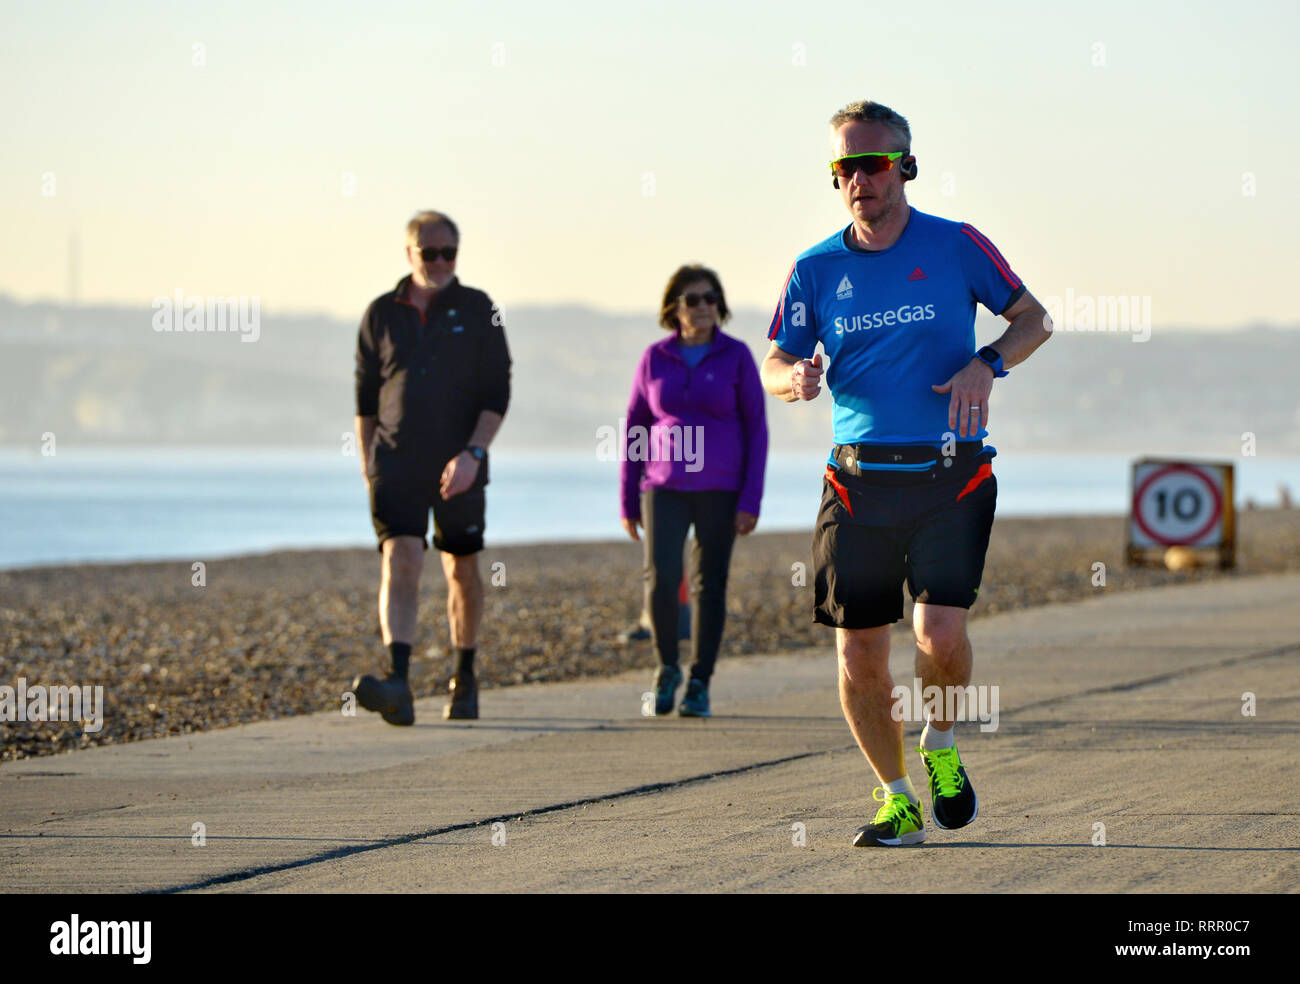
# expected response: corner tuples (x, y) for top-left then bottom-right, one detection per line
(641, 488), (739, 682)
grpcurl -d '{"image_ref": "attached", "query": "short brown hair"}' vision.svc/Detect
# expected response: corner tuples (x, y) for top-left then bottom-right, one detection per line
(406, 210), (459, 245)
(658, 264), (731, 331)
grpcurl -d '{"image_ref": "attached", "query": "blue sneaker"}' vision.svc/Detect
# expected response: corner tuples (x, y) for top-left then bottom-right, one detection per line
(653, 664), (682, 716)
(678, 678), (711, 717)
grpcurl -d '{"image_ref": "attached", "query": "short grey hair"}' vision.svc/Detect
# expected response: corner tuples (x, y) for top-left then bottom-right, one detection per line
(828, 100), (911, 151)
(406, 210), (459, 245)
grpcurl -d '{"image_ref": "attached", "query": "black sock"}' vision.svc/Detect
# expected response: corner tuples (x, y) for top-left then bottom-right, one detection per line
(388, 642), (411, 680)
(456, 647), (476, 677)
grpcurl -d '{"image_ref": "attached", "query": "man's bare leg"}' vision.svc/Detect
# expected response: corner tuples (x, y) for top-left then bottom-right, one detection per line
(352, 535), (423, 725)
(441, 551), (483, 719)
(379, 536), (424, 646)
(912, 601), (980, 829)
(840, 623), (926, 846)
(837, 625), (905, 782)
(913, 603), (972, 732)
(441, 551), (482, 649)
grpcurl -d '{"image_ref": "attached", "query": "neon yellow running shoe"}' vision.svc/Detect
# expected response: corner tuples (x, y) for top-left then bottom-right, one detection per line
(917, 744), (978, 830)
(852, 788), (926, 847)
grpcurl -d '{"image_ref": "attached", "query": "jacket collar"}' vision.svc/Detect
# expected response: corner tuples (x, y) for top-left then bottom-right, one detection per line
(394, 274), (461, 314)
(654, 326), (728, 362)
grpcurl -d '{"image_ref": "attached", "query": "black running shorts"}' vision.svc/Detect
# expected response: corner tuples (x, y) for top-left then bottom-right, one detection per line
(369, 476), (485, 556)
(812, 454), (997, 628)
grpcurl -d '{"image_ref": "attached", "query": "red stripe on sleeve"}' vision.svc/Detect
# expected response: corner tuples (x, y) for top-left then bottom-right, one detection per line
(767, 262), (796, 340)
(960, 225), (1022, 289)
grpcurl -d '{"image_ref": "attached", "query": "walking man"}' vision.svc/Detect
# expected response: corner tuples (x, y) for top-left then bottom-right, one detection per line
(761, 101), (1051, 845)
(352, 210), (511, 724)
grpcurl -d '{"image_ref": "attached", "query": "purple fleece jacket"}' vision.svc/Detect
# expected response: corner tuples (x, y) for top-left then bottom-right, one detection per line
(619, 328), (768, 520)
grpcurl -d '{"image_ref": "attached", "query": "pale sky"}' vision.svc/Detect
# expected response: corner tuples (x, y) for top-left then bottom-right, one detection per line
(2, 0), (1297, 327)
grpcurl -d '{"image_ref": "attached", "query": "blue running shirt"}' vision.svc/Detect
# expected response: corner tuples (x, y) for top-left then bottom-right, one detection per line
(767, 207), (1024, 448)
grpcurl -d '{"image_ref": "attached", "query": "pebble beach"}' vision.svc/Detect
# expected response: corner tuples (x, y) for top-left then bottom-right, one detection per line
(3, 509), (1299, 761)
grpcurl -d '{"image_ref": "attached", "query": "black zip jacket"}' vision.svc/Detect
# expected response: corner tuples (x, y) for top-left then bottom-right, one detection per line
(356, 275), (511, 478)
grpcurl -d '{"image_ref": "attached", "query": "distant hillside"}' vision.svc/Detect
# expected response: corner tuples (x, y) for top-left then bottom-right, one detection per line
(2, 294), (1297, 456)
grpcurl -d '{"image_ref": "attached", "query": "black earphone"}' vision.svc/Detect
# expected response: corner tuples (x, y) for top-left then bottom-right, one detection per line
(832, 154), (918, 188)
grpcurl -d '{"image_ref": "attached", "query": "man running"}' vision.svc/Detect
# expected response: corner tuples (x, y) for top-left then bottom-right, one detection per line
(351, 210), (511, 724)
(761, 100), (1051, 846)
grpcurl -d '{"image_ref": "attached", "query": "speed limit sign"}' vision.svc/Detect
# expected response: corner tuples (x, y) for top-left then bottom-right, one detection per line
(1127, 459), (1235, 567)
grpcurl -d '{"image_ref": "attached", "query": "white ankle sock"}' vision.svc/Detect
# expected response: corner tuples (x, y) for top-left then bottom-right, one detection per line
(883, 776), (919, 804)
(921, 721), (955, 750)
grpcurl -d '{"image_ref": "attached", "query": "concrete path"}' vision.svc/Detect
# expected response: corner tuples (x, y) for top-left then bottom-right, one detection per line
(3, 573), (1298, 893)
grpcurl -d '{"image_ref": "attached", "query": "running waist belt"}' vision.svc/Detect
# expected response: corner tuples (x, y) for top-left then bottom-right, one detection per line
(831, 442), (989, 476)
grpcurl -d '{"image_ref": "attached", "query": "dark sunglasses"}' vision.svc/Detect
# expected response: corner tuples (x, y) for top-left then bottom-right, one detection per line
(829, 151), (904, 179)
(682, 291), (719, 307)
(416, 246), (458, 262)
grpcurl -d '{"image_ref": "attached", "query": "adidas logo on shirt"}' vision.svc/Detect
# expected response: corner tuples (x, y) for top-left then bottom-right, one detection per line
(835, 275), (854, 300)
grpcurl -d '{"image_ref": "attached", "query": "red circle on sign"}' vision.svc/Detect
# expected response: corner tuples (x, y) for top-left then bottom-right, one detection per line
(1133, 464), (1223, 546)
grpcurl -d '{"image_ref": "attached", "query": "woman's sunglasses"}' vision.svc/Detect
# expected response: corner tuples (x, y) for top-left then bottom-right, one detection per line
(681, 291), (719, 307)
(828, 151), (904, 179)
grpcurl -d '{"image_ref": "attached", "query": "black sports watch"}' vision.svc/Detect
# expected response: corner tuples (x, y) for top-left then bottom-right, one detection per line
(975, 346), (1009, 378)
(466, 445), (486, 461)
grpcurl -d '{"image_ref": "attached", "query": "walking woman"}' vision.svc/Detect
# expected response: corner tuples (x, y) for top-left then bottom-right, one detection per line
(619, 264), (768, 716)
